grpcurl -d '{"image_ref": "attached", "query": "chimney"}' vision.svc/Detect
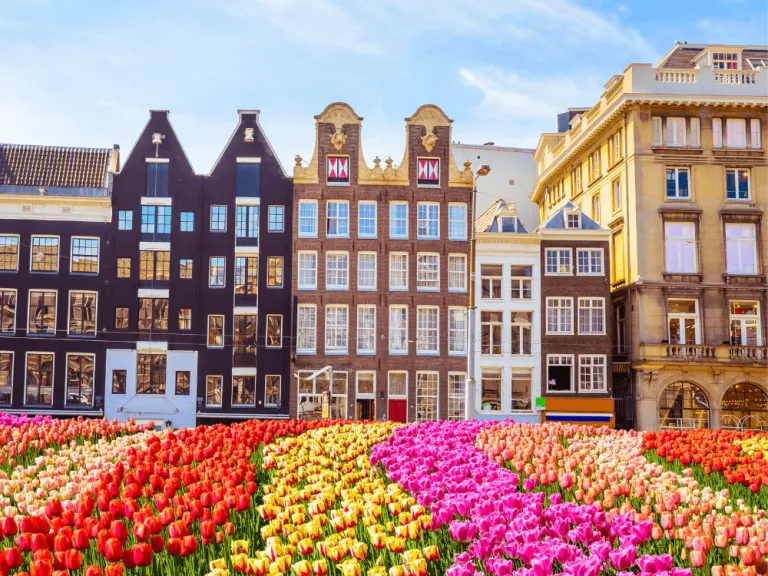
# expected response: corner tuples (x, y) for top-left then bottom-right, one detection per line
(109, 145), (120, 173)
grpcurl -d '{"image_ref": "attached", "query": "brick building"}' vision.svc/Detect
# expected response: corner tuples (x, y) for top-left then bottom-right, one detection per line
(290, 103), (475, 422)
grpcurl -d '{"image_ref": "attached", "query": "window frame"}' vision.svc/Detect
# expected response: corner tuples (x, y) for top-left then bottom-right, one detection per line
(27, 289), (57, 335)
(210, 205), (228, 232)
(389, 202), (409, 239)
(208, 256), (226, 288)
(265, 375), (282, 408)
(666, 117), (687, 147)
(70, 237), (100, 275)
(448, 307), (467, 356)
(358, 201), (377, 239)
(179, 258), (193, 280)
(267, 205), (285, 233)
(664, 221), (697, 274)
(545, 248), (572, 275)
(725, 223), (758, 275)
(480, 264), (503, 299)
(509, 266), (533, 300)
(667, 298), (701, 345)
(297, 251), (318, 290)
(207, 314), (225, 349)
(578, 355), (607, 393)
(416, 253), (440, 292)
(327, 155), (351, 185)
(417, 157), (440, 188)
(546, 297), (574, 335)
(546, 354), (575, 393)
(388, 305), (408, 355)
(266, 314), (283, 348)
(30, 235), (60, 273)
(114, 306), (129, 330)
(415, 371), (439, 422)
(577, 297), (606, 335)
(235, 205), (259, 239)
(448, 254), (467, 293)
(612, 178), (622, 212)
(326, 251), (350, 290)
(298, 199), (318, 238)
(25, 351), (55, 406)
(666, 167), (691, 200)
(117, 257), (131, 279)
(388, 371), (408, 398)
(510, 311), (533, 356)
(206, 375), (223, 408)
(65, 352), (95, 407)
(135, 352), (167, 396)
(576, 248), (604, 276)
(389, 252), (408, 291)
(416, 202), (440, 240)
(174, 371), (191, 396)
(0, 288), (17, 334)
(448, 203), (468, 240)
(357, 252), (377, 291)
(480, 310), (504, 356)
(118, 210), (133, 231)
(726, 168), (751, 201)
(0, 235), (20, 272)
(180, 211), (195, 232)
(111, 369), (126, 394)
(416, 305), (439, 356)
(326, 200), (350, 238)
(232, 375), (257, 407)
(67, 290), (98, 337)
(267, 256), (284, 288)
(178, 308), (192, 331)
(325, 304), (349, 354)
(356, 305), (376, 355)
(296, 304), (317, 354)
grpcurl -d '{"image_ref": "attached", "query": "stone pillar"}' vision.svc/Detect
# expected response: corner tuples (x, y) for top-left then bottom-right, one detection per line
(710, 408), (721, 430)
(635, 369), (659, 431)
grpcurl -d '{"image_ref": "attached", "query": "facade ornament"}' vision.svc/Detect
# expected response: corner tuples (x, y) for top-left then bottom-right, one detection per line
(422, 130), (438, 152)
(294, 155), (303, 167)
(371, 156), (383, 178)
(330, 130), (346, 151)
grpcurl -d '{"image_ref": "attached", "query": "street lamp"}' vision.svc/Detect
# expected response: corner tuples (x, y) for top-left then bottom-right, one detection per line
(465, 165), (491, 420)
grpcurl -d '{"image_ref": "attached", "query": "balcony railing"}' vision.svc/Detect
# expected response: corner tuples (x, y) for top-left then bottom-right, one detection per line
(640, 343), (768, 363)
(729, 345), (768, 361)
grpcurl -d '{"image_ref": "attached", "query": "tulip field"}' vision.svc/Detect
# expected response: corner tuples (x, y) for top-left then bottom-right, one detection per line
(0, 413), (767, 576)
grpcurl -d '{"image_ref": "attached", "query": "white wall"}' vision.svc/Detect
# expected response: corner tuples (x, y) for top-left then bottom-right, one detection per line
(104, 349), (198, 429)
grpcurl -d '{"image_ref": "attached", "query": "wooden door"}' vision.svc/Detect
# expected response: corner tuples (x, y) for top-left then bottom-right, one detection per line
(388, 399), (407, 423)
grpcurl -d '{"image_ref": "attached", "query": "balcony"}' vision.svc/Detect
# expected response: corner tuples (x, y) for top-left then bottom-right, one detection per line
(232, 345), (256, 368)
(638, 343), (767, 365)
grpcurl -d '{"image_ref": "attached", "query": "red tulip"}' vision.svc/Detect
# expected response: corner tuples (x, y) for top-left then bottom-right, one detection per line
(122, 547), (136, 569)
(84, 566), (103, 576)
(71, 529), (89, 550)
(200, 520), (215, 539)
(132, 523), (149, 542)
(5, 547), (23, 569)
(105, 564), (123, 576)
(166, 537), (183, 557)
(64, 549), (83, 571)
(103, 538), (122, 563)
(31, 533), (49, 552)
(133, 543), (152, 567)
(0, 517), (18, 538)
(149, 535), (164, 553)
(110, 520), (128, 543)
(30, 558), (53, 576)
(53, 535), (70, 553)
(182, 535), (198, 556)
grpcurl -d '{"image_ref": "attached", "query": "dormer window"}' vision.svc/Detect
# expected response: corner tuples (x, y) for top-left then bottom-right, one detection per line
(712, 52), (739, 70)
(417, 158), (440, 187)
(500, 216), (517, 233)
(327, 156), (350, 185)
(566, 210), (581, 229)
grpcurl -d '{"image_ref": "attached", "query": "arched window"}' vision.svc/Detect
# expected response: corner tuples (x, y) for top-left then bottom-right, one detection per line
(658, 382), (710, 429)
(721, 383), (768, 431)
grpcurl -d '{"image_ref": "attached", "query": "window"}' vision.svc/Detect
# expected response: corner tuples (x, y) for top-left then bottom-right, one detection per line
(117, 258), (131, 279)
(547, 355), (574, 392)
(64, 354), (94, 407)
(111, 369), (126, 394)
(115, 307), (129, 329)
(146, 162), (169, 197)
(179, 259), (193, 279)
(297, 252), (317, 290)
(207, 315), (224, 348)
(499, 216), (517, 232)
(325, 305), (348, 353)
(416, 253), (439, 291)
(267, 257), (283, 288)
(327, 155), (350, 184)
(588, 150), (600, 181)
(713, 52), (739, 69)
(210, 206), (227, 232)
(296, 305), (317, 354)
(30, 236), (59, 272)
(416, 306), (439, 355)
(571, 167), (582, 195)
(664, 222), (697, 273)
(591, 195), (601, 223)
(0, 236), (19, 272)
(579, 356), (606, 392)
(233, 314), (256, 357)
(357, 253), (376, 290)
(481, 265), (502, 299)
(25, 353), (54, 405)
(139, 251), (170, 281)
(138, 298), (168, 331)
(725, 224), (757, 275)
(0, 289), (16, 333)
(327, 200), (350, 237)
(578, 298), (605, 334)
(417, 158), (440, 186)
(750, 119), (761, 149)
(209, 257), (226, 288)
(175, 371), (190, 396)
(726, 119), (747, 149)
(448, 307), (467, 355)
(613, 231), (625, 284)
(511, 312), (532, 355)
(652, 116), (663, 146)
(448, 254), (467, 292)
(512, 369), (532, 411)
(358, 202), (377, 238)
(28, 290), (56, 334)
(690, 118), (701, 147)
(726, 169), (750, 200)
(178, 308), (191, 330)
(616, 304), (627, 354)
(390, 202), (408, 239)
(668, 299), (699, 345)
(232, 376), (256, 406)
(713, 118), (723, 148)
(577, 248), (603, 275)
(356, 371), (375, 399)
(70, 238), (99, 274)
(68, 291), (97, 336)
(298, 200), (318, 237)
(666, 117), (686, 146)
(546, 297), (573, 334)
(389, 253), (408, 290)
(180, 212), (195, 232)
(608, 129), (623, 164)
(481, 369), (502, 412)
(236, 205), (259, 238)
(118, 210), (133, 231)
(206, 376), (223, 407)
(448, 373), (465, 421)
(237, 162), (260, 197)
(388, 371), (407, 397)
(730, 301), (762, 346)
(417, 203), (439, 239)
(612, 179), (621, 212)
(267, 314), (282, 348)
(545, 249), (572, 275)
(416, 372), (438, 422)
(235, 256), (258, 294)
(389, 306), (408, 354)
(665, 168), (690, 199)
(265, 375), (281, 407)
(267, 206), (284, 232)
(566, 211), (581, 229)
(141, 206), (171, 240)
(481, 311), (503, 355)
(510, 266), (532, 299)
(326, 252), (349, 290)
(448, 204), (467, 240)
(357, 305), (376, 354)
(136, 353), (166, 395)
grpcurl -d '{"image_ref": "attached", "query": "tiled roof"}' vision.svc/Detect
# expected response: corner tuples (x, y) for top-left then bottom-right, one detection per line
(659, 45), (768, 70)
(0, 143), (112, 188)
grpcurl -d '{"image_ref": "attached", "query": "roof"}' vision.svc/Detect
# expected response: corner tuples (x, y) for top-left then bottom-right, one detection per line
(658, 44), (768, 70)
(538, 202), (602, 231)
(475, 198), (529, 233)
(0, 143), (113, 189)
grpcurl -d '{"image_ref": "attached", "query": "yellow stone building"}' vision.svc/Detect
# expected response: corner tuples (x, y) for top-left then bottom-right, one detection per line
(532, 43), (768, 431)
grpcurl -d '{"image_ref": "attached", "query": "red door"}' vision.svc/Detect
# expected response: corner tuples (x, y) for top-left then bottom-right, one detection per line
(389, 399), (407, 423)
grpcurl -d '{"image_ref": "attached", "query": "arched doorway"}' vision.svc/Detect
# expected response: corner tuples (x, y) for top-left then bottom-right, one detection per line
(721, 383), (768, 431)
(658, 382), (710, 429)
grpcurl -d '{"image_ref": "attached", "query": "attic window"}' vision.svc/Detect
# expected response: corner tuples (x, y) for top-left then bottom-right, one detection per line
(712, 52), (739, 70)
(566, 211), (581, 229)
(500, 216), (517, 233)
(327, 156), (350, 185)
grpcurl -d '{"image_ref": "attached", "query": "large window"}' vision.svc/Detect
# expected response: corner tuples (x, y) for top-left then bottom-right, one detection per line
(416, 306), (439, 355)
(729, 301), (762, 347)
(28, 290), (56, 334)
(235, 256), (258, 294)
(236, 205), (259, 239)
(725, 224), (757, 275)
(390, 202), (408, 239)
(209, 257), (226, 288)
(265, 375), (281, 408)
(358, 202), (377, 238)
(30, 236), (59, 272)
(417, 203), (439, 239)
(327, 200), (350, 237)
(578, 298), (605, 335)
(141, 206), (171, 240)
(232, 376), (256, 407)
(233, 314), (257, 357)
(481, 311), (503, 355)
(512, 369), (532, 411)
(71, 238), (99, 274)
(206, 376), (223, 407)
(136, 353), (167, 395)
(0, 352), (10, 405)
(389, 253), (408, 290)
(448, 373), (465, 421)
(210, 206), (227, 232)
(481, 265), (502, 299)
(579, 355), (606, 392)
(416, 372), (438, 422)
(68, 291), (97, 336)
(267, 257), (283, 288)
(268, 206), (284, 232)
(0, 236), (19, 271)
(658, 382), (709, 430)
(389, 306), (408, 354)
(726, 169), (750, 200)
(138, 298), (169, 331)
(577, 249), (603, 275)
(510, 266), (532, 299)
(325, 305), (349, 353)
(448, 204), (467, 240)
(298, 200), (318, 237)
(481, 369), (502, 412)
(357, 253), (376, 290)
(547, 355), (574, 392)
(236, 162), (260, 197)
(25, 353), (54, 405)
(207, 315), (224, 348)
(666, 117), (686, 146)
(545, 249), (571, 275)
(357, 305), (376, 354)
(546, 297), (573, 334)
(664, 222), (697, 273)
(448, 254), (467, 292)
(297, 370), (347, 420)
(266, 315), (282, 348)
(726, 119), (747, 148)
(388, 371), (407, 398)
(296, 305), (317, 354)
(416, 253), (439, 291)
(448, 307), (467, 355)
(326, 252), (349, 290)
(139, 251), (170, 281)
(66, 354), (94, 407)
(666, 168), (690, 199)
(297, 252), (318, 290)
(146, 162), (169, 197)
(0, 289), (17, 333)
(668, 299), (699, 345)
(511, 311), (532, 355)
(721, 383), (768, 431)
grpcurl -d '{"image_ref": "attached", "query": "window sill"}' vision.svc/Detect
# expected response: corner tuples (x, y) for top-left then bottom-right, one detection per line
(296, 350), (316, 355)
(449, 289), (468, 293)
(651, 146), (703, 155)
(325, 286), (349, 291)
(662, 272), (703, 283)
(576, 272), (605, 277)
(389, 350), (408, 355)
(587, 176), (602, 187)
(723, 273), (765, 286)
(545, 332), (575, 336)
(297, 234), (319, 239)
(26, 332), (56, 337)
(417, 288), (440, 292)
(544, 272), (573, 276)
(357, 287), (377, 292)
(449, 237), (468, 242)
(389, 287), (409, 292)
(417, 184), (441, 189)
(417, 237), (440, 241)
(231, 404), (257, 409)
(608, 158), (624, 171)
(577, 389), (609, 394)
(325, 350), (348, 355)
(578, 332), (607, 337)
(327, 182), (351, 187)
(712, 148), (763, 158)
(298, 286), (317, 291)
(448, 351), (467, 357)
(67, 334), (98, 338)
(416, 351), (440, 356)
(358, 235), (377, 240)
(545, 389), (576, 395)
(357, 350), (376, 355)
(389, 236), (409, 241)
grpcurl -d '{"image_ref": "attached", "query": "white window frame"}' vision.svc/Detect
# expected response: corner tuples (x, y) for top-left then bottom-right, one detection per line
(298, 200), (318, 238)
(356, 371), (376, 399)
(389, 202), (408, 239)
(210, 205), (227, 232)
(0, 350), (13, 405)
(325, 251), (349, 290)
(416, 306), (439, 355)
(448, 203), (468, 240)
(546, 297), (574, 335)
(267, 205), (285, 233)
(357, 252), (377, 291)
(26, 289), (57, 335)
(388, 305), (408, 355)
(416, 253), (440, 292)
(25, 351), (55, 407)
(356, 305), (376, 355)
(67, 290), (98, 337)
(447, 372), (466, 421)
(578, 297), (605, 335)
(208, 257), (226, 288)
(118, 210), (133, 231)
(576, 248), (604, 276)
(729, 301), (763, 347)
(664, 222), (697, 273)
(389, 252), (408, 291)
(30, 235), (60, 273)
(480, 367), (503, 412)
(0, 288), (17, 334)
(481, 264), (503, 300)
(0, 235), (20, 272)
(612, 179), (621, 212)
(725, 223), (758, 275)
(666, 117), (686, 147)
(726, 168), (751, 201)
(70, 237), (100, 275)
(750, 119), (761, 149)
(64, 352), (96, 408)
(325, 305), (349, 354)
(666, 167), (690, 199)
(416, 202), (440, 240)
(690, 118), (701, 147)
(296, 304), (317, 354)
(578, 355), (607, 393)
(652, 116), (663, 146)
(326, 200), (350, 238)
(546, 354), (575, 393)
(510, 311), (533, 356)
(358, 201), (377, 239)
(545, 248), (572, 275)
(480, 311), (503, 356)
(266, 314), (283, 348)
(388, 371), (408, 398)
(448, 254), (467, 292)
(205, 375), (223, 408)
(726, 118), (747, 149)
(667, 299), (700, 345)
(264, 375), (282, 408)
(207, 314), (225, 349)
(448, 307), (467, 356)
(713, 117), (723, 148)
(415, 371), (439, 422)
(297, 251), (318, 290)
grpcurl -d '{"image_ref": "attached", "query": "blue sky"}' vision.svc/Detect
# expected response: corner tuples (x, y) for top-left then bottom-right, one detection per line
(1, 0), (766, 173)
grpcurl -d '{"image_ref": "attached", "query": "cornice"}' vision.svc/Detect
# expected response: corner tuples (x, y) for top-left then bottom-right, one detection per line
(0, 194), (111, 207)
